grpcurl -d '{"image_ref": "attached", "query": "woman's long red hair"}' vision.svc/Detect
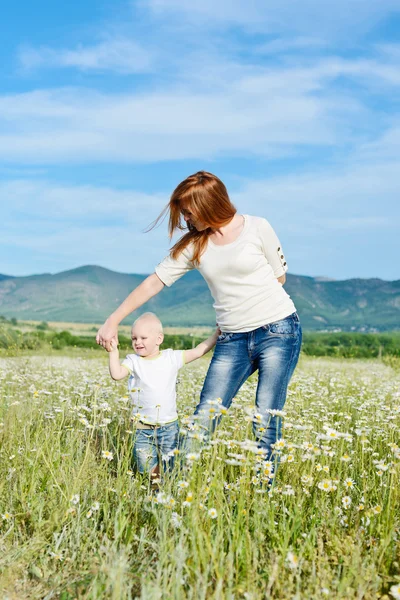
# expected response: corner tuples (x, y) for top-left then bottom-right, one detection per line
(151, 171), (236, 266)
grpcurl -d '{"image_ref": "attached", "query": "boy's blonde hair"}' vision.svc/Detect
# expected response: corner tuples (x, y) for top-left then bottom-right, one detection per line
(133, 312), (163, 334)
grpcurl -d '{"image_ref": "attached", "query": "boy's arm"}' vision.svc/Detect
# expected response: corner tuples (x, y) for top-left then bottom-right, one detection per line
(108, 342), (130, 381)
(184, 328), (220, 365)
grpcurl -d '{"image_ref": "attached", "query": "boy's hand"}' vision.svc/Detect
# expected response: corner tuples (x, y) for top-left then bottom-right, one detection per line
(107, 339), (119, 353)
(212, 326), (221, 342)
(97, 319), (118, 351)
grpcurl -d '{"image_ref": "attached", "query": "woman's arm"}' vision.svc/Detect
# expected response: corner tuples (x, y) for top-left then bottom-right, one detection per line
(258, 218), (289, 282)
(96, 273), (165, 350)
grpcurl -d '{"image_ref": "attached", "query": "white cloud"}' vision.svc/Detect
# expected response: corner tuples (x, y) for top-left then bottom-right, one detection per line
(18, 38), (154, 74)
(1, 142), (399, 279)
(146, 0), (400, 38)
(357, 122), (400, 160)
(255, 37), (327, 55)
(3, 48), (398, 164)
(228, 154), (399, 279)
(0, 179), (170, 275)
(0, 179), (165, 225)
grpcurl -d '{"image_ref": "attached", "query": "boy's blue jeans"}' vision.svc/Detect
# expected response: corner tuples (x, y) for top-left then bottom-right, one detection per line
(133, 420), (179, 474)
(189, 312), (302, 461)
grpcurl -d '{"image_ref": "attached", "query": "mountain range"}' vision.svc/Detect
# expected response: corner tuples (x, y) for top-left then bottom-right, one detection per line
(0, 265), (399, 331)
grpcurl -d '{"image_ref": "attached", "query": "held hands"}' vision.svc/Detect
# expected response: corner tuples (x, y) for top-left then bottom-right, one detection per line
(211, 325), (221, 345)
(107, 339), (119, 353)
(96, 319), (119, 352)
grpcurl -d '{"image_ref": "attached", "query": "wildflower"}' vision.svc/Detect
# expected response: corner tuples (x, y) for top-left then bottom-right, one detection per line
(344, 478), (354, 488)
(357, 503), (365, 511)
(273, 439), (286, 450)
(86, 510), (93, 519)
(266, 409), (286, 417)
(301, 475), (313, 487)
(102, 450), (114, 461)
(70, 494), (80, 504)
(372, 505), (382, 515)
(186, 452), (201, 463)
(208, 508), (218, 519)
(390, 583), (400, 600)
(155, 492), (174, 506)
(375, 462), (389, 472)
(359, 526), (366, 535)
(318, 479), (336, 492)
(166, 497), (176, 508)
(49, 551), (63, 561)
(342, 496), (352, 509)
(171, 512), (182, 529)
(178, 481), (189, 490)
(286, 551), (299, 570)
(2, 512), (13, 520)
(341, 454), (351, 462)
(302, 442), (314, 451)
(92, 501), (100, 511)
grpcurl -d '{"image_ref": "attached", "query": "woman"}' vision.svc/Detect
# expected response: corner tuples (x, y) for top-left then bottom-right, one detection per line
(97, 171), (302, 461)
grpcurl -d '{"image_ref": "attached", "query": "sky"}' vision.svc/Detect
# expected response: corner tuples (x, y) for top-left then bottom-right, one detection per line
(1, 0), (400, 280)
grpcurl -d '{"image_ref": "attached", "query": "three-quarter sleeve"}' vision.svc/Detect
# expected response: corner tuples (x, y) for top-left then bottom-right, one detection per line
(155, 247), (194, 287)
(258, 218), (288, 277)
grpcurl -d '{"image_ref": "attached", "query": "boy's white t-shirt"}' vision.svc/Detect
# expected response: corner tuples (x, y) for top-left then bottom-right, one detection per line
(121, 349), (185, 425)
(155, 215), (296, 333)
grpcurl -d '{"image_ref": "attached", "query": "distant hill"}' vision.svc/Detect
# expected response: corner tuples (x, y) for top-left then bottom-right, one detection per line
(0, 265), (399, 331)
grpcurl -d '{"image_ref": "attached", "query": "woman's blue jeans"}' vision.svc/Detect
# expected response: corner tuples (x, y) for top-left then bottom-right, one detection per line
(191, 312), (302, 461)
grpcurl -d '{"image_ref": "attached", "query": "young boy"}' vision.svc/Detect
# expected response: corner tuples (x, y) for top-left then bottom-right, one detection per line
(107, 312), (219, 478)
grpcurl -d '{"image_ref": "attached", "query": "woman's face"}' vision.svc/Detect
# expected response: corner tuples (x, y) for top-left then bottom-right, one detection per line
(180, 207), (208, 231)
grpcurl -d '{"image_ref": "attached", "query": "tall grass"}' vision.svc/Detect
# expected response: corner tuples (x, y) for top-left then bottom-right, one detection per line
(0, 355), (399, 599)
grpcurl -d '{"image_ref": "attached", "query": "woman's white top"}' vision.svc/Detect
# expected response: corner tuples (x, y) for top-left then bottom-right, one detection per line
(155, 215), (296, 333)
(121, 349), (185, 424)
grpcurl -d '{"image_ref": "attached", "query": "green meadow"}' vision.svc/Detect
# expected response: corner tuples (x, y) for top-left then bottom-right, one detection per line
(0, 346), (399, 599)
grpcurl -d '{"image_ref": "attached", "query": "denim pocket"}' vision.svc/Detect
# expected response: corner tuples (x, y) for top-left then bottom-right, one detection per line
(217, 332), (234, 343)
(267, 317), (297, 337)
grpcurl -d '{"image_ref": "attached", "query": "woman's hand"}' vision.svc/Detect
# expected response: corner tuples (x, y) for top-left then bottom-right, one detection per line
(96, 319), (119, 351)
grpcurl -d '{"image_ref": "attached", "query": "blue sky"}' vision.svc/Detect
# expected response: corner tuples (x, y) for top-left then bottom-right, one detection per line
(1, 0), (399, 280)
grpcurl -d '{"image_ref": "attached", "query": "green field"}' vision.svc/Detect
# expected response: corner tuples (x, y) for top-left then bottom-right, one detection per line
(1, 318), (400, 360)
(0, 351), (399, 599)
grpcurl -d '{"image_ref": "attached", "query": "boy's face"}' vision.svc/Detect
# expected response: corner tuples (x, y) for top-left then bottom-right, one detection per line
(131, 321), (163, 358)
